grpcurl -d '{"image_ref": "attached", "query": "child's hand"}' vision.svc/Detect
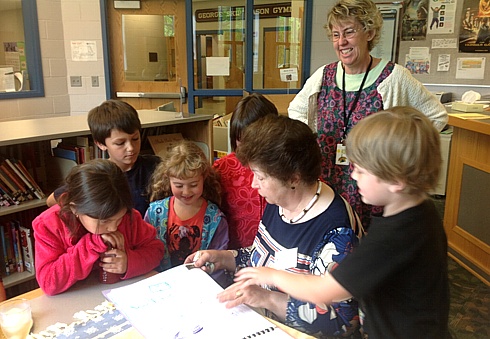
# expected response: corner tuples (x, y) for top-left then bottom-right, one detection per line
(101, 231), (125, 251)
(100, 247), (128, 275)
(234, 266), (278, 286)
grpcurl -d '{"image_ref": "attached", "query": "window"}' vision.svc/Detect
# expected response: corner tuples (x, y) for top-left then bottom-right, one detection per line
(0, 0), (44, 99)
(188, 0), (311, 114)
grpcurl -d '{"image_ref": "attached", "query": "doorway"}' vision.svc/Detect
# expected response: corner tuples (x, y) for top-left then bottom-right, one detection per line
(105, 0), (187, 110)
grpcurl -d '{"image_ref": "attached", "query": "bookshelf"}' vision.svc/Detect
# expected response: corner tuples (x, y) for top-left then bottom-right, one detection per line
(0, 111), (213, 292)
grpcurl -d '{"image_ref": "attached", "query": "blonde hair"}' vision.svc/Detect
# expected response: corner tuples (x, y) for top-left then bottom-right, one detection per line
(325, 0), (383, 51)
(149, 140), (221, 205)
(346, 106), (441, 193)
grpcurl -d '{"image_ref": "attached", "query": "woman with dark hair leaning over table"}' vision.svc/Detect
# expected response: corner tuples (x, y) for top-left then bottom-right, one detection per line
(288, 0), (448, 230)
(186, 115), (364, 338)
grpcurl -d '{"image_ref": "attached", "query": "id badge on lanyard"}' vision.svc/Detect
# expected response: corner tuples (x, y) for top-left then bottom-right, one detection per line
(335, 143), (349, 165)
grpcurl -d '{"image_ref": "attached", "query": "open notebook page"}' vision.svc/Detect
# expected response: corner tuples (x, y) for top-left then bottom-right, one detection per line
(102, 265), (291, 339)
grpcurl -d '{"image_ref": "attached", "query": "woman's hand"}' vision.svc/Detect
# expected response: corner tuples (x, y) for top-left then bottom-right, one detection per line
(217, 280), (271, 309)
(183, 249), (236, 273)
(217, 279), (289, 320)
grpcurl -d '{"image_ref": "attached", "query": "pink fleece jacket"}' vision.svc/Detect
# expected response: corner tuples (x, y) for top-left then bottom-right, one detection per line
(33, 205), (164, 296)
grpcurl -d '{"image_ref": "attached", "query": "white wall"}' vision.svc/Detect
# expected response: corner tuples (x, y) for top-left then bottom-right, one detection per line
(0, 0), (105, 122)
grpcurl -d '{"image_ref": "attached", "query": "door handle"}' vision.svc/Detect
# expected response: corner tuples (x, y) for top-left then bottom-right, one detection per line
(116, 86), (187, 104)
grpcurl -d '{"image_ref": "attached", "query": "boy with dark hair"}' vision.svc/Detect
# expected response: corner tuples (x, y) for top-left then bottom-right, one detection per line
(47, 100), (161, 217)
(227, 106), (451, 339)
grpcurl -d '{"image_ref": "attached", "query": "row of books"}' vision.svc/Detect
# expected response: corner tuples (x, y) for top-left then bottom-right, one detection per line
(0, 219), (34, 276)
(52, 136), (108, 164)
(0, 157), (45, 206)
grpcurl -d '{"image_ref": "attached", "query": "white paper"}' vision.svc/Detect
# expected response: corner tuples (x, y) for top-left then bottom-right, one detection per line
(432, 38), (457, 49)
(409, 47), (430, 59)
(437, 54), (451, 72)
(103, 265), (289, 339)
(71, 41), (97, 61)
(455, 57), (486, 79)
(206, 57), (230, 76)
(279, 68), (298, 82)
(0, 67), (15, 92)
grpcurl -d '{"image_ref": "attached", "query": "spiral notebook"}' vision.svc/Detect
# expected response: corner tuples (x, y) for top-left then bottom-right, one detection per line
(102, 265), (291, 339)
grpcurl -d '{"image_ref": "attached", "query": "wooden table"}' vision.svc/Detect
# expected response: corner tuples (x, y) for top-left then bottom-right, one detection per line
(6, 271), (314, 339)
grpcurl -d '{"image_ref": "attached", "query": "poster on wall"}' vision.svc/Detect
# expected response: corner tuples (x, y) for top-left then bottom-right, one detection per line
(401, 0), (428, 40)
(459, 0), (490, 52)
(427, 0), (457, 34)
(405, 47), (431, 74)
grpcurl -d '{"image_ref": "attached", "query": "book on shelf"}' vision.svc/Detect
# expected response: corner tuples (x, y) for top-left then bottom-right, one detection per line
(0, 226), (8, 276)
(52, 144), (80, 163)
(12, 158), (45, 199)
(5, 158), (44, 200)
(18, 225), (34, 273)
(54, 136), (98, 164)
(0, 162), (34, 201)
(61, 136), (93, 163)
(10, 221), (24, 273)
(0, 224), (14, 275)
(0, 166), (24, 203)
(0, 182), (18, 206)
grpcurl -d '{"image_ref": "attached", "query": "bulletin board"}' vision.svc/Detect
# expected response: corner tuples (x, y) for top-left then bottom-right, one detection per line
(397, 0), (490, 88)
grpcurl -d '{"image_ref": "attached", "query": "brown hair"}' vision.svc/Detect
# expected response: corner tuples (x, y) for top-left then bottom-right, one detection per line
(88, 100), (141, 145)
(58, 159), (133, 240)
(236, 115), (321, 186)
(230, 93), (279, 151)
(346, 106), (441, 193)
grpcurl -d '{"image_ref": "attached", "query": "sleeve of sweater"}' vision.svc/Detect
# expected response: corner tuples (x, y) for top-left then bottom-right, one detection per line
(33, 208), (107, 296)
(207, 217), (229, 251)
(121, 210), (165, 279)
(378, 64), (449, 132)
(284, 228), (359, 337)
(288, 65), (325, 124)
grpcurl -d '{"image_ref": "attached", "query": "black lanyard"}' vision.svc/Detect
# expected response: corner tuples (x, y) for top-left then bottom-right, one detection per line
(341, 56), (373, 141)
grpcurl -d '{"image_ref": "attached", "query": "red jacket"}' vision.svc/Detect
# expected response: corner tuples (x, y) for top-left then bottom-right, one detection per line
(33, 205), (164, 296)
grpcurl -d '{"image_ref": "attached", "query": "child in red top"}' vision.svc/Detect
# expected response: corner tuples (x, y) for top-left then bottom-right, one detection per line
(213, 93), (278, 248)
(33, 159), (164, 296)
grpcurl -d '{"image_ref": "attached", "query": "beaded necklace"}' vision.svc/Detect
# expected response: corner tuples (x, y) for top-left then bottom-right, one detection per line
(279, 180), (322, 224)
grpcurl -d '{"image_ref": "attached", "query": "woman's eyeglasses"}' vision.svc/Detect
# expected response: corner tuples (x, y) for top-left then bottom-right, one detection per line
(330, 28), (359, 41)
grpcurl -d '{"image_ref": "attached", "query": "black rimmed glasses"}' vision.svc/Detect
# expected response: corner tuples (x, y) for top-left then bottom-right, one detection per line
(330, 28), (360, 41)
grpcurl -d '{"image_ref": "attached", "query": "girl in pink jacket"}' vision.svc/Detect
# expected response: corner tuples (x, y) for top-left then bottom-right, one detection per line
(33, 159), (164, 296)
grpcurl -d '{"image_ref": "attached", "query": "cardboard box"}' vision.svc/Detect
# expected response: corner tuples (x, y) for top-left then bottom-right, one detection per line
(148, 133), (184, 158)
(451, 101), (484, 112)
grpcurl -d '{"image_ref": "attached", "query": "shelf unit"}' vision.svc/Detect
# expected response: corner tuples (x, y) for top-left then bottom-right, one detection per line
(0, 111), (213, 291)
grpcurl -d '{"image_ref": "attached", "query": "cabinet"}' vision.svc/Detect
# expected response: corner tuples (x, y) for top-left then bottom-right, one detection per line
(444, 113), (490, 285)
(0, 111), (213, 292)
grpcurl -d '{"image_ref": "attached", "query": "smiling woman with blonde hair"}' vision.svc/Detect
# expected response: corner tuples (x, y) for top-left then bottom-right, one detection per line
(288, 0), (447, 231)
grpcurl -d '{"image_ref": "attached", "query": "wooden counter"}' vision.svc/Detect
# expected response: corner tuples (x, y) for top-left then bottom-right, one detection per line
(444, 112), (490, 286)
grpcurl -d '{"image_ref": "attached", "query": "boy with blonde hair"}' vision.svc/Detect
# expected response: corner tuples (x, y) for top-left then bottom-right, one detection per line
(227, 106), (451, 338)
